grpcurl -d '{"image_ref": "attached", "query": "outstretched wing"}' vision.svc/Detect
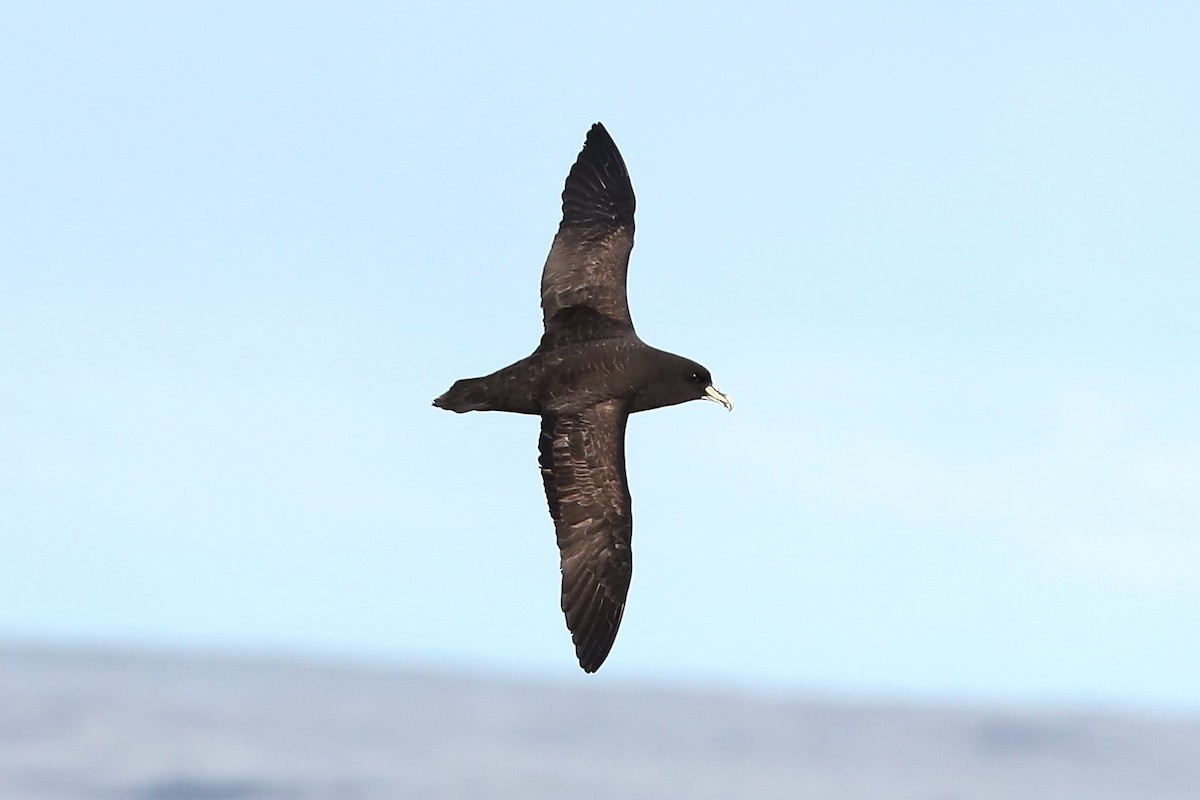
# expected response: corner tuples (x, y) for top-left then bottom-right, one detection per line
(540, 123), (637, 332)
(538, 399), (633, 672)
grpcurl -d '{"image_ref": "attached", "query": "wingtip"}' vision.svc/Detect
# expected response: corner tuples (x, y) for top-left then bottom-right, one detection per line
(585, 121), (614, 148)
(572, 623), (619, 674)
(577, 653), (606, 674)
(559, 122), (634, 229)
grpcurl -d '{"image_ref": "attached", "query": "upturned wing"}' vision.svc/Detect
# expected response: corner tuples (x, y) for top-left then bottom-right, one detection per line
(540, 123), (637, 332)
(538, 399), (633, 672)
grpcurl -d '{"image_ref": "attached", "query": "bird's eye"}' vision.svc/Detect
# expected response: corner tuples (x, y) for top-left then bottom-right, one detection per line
(688, 371), (704, 383)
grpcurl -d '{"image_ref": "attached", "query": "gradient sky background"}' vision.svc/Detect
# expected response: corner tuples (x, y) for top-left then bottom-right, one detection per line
(3, 2), (1198, 711)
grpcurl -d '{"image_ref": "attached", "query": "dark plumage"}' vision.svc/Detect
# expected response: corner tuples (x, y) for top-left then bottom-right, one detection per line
(434, 123), (731, 673)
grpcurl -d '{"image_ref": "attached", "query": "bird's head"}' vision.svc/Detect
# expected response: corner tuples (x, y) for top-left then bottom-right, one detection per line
(632, 355), (733, 413)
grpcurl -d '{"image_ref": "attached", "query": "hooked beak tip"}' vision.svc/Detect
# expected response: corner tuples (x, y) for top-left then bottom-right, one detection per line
(704, 385), (734, 412)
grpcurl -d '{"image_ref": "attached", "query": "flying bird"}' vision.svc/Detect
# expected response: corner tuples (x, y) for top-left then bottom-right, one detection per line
(433, 123), (731, 673)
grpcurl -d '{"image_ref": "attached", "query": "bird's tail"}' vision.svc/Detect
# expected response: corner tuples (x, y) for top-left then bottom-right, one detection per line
(432, 377), (492, 413)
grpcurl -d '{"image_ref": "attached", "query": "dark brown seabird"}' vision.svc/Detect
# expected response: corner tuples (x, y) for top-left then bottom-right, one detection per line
(433, 123), (731, 673)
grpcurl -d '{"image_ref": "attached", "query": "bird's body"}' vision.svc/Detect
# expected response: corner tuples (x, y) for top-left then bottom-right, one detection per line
(436, 337), (711, 416)
(434, 123), (730, 672)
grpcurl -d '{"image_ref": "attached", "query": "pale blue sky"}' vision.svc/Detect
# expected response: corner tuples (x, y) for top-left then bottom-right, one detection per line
(3, 2), (1198, 709)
